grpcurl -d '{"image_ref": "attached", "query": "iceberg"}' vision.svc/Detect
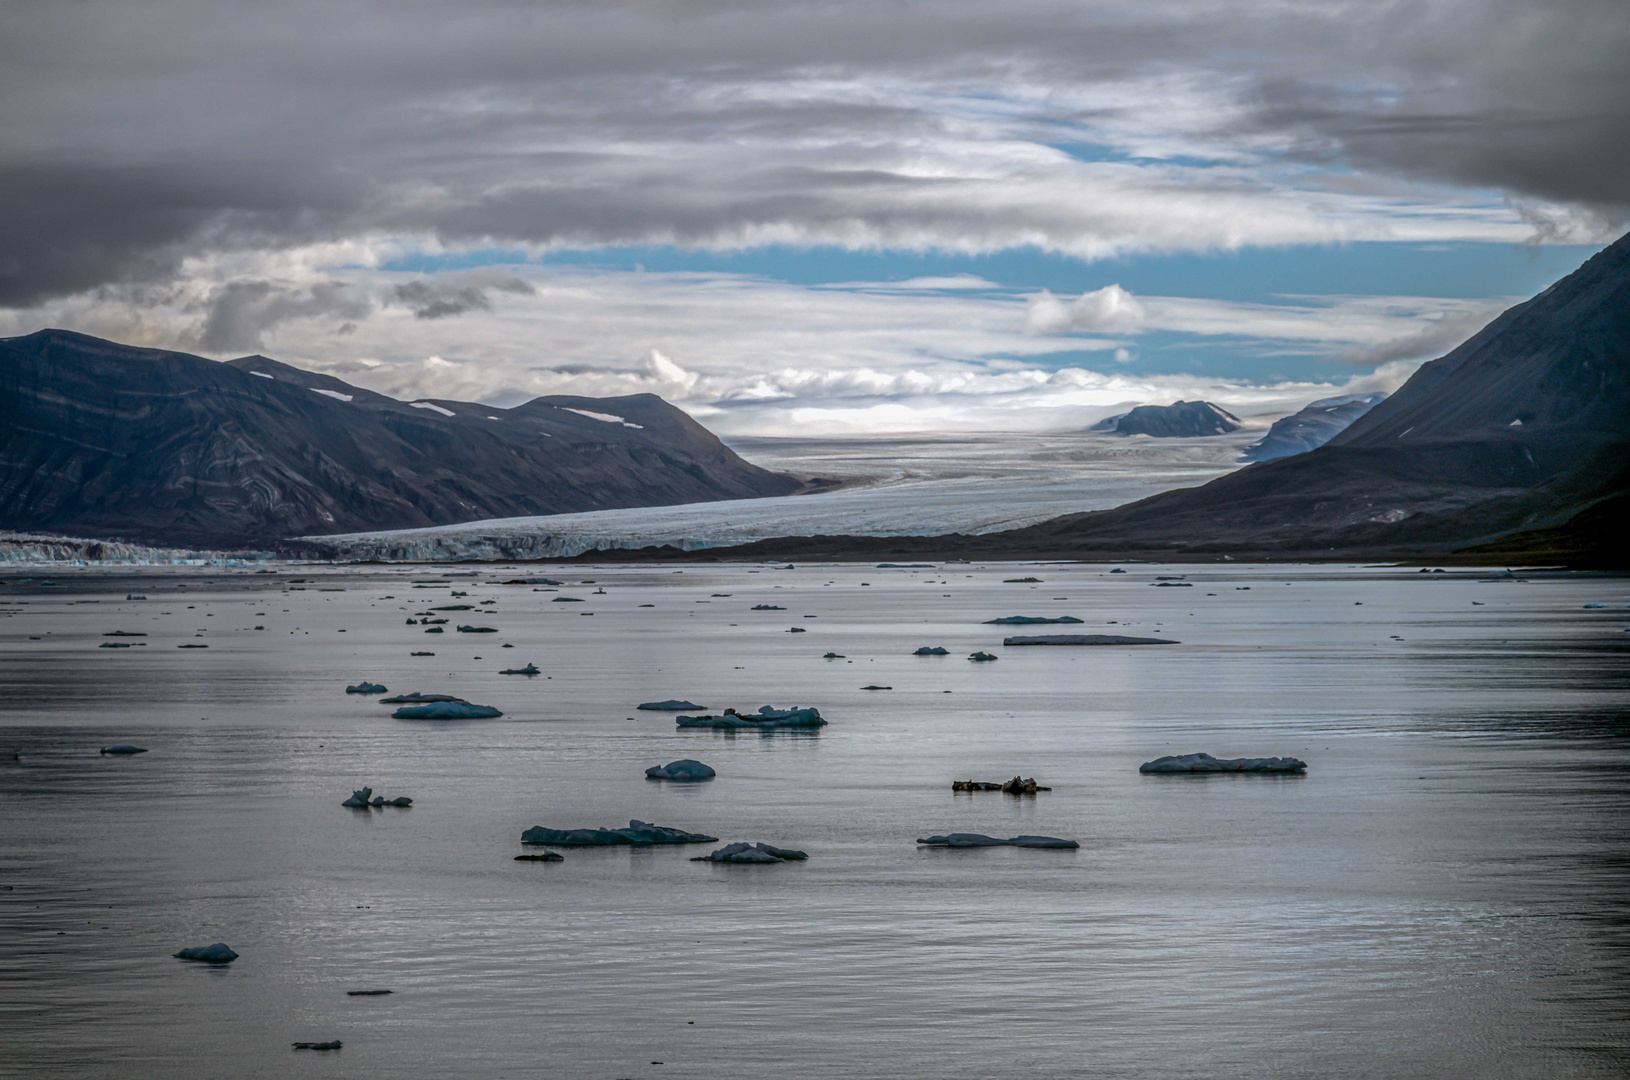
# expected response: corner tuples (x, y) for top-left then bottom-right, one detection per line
(499, 663), (540, 675)
(967, 651), (998, 661)
(912, 646), (949, 655)
(645, 759), (717, 781)
(392, 701), (503, 720)
(692, 842), (807, 863)
(1003, 634), (1177, 646)
(345, 682), (387, 695)
(1139, 753), (1307, 774)
(520, 819), (717, 845)
(342, 787), (373, 808)
(675, 706), (825, 730)
(916, 834), (1078, 849)
(174, 943), (238, 963)
(638, 699), (705, 711)
(985, 615), (1084, 625)
(99, 744), (148, 755)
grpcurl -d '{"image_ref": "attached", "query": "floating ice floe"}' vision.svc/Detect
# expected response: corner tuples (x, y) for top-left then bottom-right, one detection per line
(985, 616), (1084, 625)
(514, 851), (564, 862)
(1004, 634), (1177, 646)
(1003, 577), (1043, 583)
(675, 706), (825, 730)
(174, 943), (238, 963)
(638, 699), (705, 711)
(499, 663), (540, 676)
(100, 744), (148, 755)
(292, 1041), (342, 1051)
(1139, 753), (1306, 774)
(393, 700), (503, 720)
(379, 692), (462, 703)
(456, 625), (497, 633)
(646, 759), (716, 782)
(520, 820), (717, 846)
(913, 646), (949, 655)
(916, 834), (1078, 849)
(692, 842), (807, 863)
(345, 682), (387, 695)
(751, 604), (785, 610)
(968, 652), (998, 661)
(953, 776), (1049, 793)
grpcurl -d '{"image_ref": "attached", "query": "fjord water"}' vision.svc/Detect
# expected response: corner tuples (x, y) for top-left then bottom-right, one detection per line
(1, 563), (1627, 1079)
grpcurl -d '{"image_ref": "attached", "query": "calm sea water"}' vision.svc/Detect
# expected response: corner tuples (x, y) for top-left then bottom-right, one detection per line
(2, 562), (1628, 1079)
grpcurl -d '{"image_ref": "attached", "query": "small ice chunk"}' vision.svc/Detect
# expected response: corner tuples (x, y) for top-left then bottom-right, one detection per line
(637, 699), (705, 711)
(692, 842), (808, 863)
(967, 651), (998, 661)
(912, 646), (949, 655)
(1139, 753), (1307, 774)
(499, 663), (540, 675)
(174, 943), (238, 963)
(1003, 634), (1177, 646)
(100, 745), (148, 755)
(520, 820), (717, 846)
(392, 701), (503, 720)
(646, 759), (716, 782)
(345, 682), (387, 695)
(916, 834), (1078, 849)
(985, 615), (1084, 625)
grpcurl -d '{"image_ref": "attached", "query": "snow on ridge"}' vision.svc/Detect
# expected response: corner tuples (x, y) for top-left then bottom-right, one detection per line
(411, 401), (456, 417)
(311, 388), (353, 402)
(561, 407), (643, 429)
(249, 371), (274, 379)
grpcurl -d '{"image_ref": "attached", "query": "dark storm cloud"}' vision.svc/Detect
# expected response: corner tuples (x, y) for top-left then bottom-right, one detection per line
(195, 280), (372, 354)
(1, 0), (1625, 306)
(391, 274), (535, 319)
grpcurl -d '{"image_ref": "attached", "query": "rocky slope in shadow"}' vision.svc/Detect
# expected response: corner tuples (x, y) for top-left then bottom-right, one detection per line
(0, 330), (802, 547)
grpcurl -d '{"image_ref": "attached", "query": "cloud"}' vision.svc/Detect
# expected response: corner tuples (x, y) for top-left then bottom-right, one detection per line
(0, 253), (1510, 434)
(390, 271), (535, 320)
(1027, 284), (1146, 334)
(194, 279), (371, 354)
(0, 0), (1625, 308)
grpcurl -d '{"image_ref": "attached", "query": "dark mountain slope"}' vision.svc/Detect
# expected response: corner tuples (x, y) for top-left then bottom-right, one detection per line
(1242, 393), (1387, 462)
(990, 234), (1630, 558)
(0, 330), (800, 547)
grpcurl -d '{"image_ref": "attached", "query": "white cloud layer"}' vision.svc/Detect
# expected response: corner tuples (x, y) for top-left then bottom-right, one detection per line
(0, 252), (1510, 434)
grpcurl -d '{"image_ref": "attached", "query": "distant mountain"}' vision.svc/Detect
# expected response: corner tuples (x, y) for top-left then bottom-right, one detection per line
(0, 330), (802, 547)
(1012, 232), (1630, 561)
(1242, 393), (1388, 462)
(1096, 400), (1241, 437)
(607, 232), (1630, 568)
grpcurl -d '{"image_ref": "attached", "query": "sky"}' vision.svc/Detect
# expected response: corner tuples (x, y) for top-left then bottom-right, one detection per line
(1, 0), (1626, 435)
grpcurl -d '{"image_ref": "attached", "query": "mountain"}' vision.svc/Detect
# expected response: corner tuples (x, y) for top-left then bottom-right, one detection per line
(600, 232), (1630, 568)
(1096, 400), (1241, 437)
(1242, 393), (1388, 462)
(1011, 232), (1630, 561)
(0, 330), (802, 547)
